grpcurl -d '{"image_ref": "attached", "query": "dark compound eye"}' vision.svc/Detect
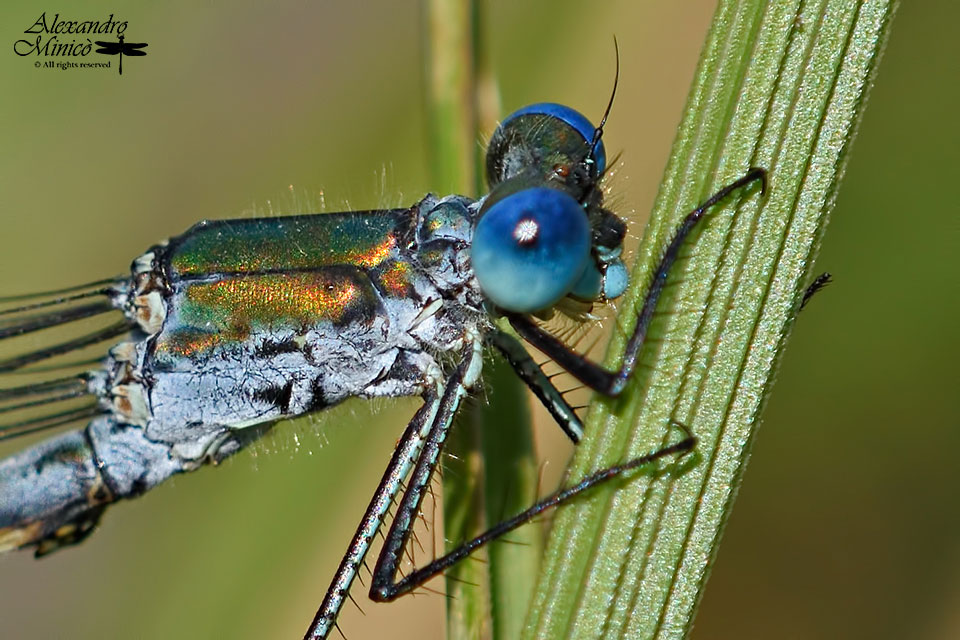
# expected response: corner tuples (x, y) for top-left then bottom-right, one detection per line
(485, 103), (606, 190)
(471, 186), (592, 312)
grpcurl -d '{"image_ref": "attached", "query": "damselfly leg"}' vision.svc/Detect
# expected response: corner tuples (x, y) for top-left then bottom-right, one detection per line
(508, 168), (768, 397)
(489, 329), (585, 443)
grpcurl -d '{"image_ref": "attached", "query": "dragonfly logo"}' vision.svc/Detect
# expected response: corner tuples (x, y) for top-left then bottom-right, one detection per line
(13, 12), (147, 76)
(95, 35), (148, 75)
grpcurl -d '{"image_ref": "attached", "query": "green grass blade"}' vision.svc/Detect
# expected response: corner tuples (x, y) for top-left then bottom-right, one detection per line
(523, 1), (896, 638)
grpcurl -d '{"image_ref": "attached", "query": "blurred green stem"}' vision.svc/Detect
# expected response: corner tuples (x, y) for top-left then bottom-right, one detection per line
(523, 1), (895, 638)
(423, 1), (540, 639)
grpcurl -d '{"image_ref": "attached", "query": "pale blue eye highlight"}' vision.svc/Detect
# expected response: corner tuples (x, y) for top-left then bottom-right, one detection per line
(471, 187), (591, 312)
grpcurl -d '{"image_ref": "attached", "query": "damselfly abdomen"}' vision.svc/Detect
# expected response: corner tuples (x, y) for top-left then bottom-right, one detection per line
(0, 99), (764, 637)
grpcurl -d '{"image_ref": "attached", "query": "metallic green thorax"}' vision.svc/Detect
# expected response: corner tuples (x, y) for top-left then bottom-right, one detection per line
(153, 209), (419, 365)
(167, 210), (410, 276)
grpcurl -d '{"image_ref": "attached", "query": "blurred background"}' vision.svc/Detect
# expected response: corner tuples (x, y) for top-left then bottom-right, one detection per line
(0, 1), (955, 639)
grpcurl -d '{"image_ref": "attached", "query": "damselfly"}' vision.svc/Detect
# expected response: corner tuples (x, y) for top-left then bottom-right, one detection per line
(0, 94), (765, 637)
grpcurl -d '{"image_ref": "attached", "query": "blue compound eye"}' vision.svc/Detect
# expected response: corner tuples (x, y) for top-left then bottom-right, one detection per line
(485, 103), (606, 189)
(471, 187), (591, 312)
(503, 103), (606, 174)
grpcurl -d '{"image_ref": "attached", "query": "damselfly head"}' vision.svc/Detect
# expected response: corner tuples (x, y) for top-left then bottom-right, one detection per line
(472, 103), (627, 314)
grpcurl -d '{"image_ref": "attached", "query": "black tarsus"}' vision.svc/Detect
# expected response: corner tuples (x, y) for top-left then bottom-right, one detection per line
(509, 168), (767, 397)
(369, 423), (695, 601)
(800, 272), (832, 310)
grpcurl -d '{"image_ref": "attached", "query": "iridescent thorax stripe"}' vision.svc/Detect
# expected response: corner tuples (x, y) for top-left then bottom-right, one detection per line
(166, 209), (412, 277)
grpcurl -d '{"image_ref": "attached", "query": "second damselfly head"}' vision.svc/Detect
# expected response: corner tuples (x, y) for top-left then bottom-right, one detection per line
(474, 102), (628, 314)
